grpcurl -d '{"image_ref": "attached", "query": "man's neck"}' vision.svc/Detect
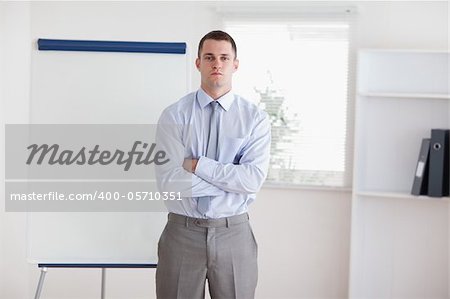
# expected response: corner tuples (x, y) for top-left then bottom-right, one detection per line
(201, 85), (231, 100)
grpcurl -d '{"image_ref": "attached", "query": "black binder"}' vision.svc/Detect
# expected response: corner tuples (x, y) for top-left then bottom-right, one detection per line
(411, 138), (430, 195)
(428, 129), (449, 197)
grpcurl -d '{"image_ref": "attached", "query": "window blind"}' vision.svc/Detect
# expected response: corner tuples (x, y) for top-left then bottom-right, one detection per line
(224, 9), (354, 187)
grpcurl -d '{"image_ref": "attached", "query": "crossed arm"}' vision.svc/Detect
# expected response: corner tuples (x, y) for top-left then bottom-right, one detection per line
(156, 109), (271, 197)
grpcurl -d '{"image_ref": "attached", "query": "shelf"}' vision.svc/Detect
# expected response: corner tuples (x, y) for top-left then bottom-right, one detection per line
(359, 49), (450, 54)
(355, 191), (450, 201)
(358, 92), (450, 100)
(357, 51), (449, 97)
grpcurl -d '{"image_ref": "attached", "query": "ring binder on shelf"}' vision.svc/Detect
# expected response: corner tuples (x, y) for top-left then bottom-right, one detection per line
(411, 138), (431, 196)
(428, 129), (449, 197)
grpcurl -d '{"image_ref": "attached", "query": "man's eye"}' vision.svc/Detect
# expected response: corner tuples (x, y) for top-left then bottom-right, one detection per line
(205, 56), (213, 61)
(221, 57), (230, 61)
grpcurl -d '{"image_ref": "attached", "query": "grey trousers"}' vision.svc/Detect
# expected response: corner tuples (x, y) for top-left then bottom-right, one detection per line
(156, 212), (258, 299)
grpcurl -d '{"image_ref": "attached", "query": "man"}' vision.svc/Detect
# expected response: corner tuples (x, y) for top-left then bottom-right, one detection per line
(155, 30), (271, 299)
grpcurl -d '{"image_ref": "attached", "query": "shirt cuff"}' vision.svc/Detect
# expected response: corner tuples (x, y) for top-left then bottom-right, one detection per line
(195, 156), (217, 181)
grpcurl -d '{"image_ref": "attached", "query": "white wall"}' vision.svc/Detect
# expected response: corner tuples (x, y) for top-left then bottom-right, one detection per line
(0, 2), (4, 298)
(0, 1), (448, 299)
(1, 2), (33, 299)
(356, 1), (448, 49)
(253, 188), (351, 299)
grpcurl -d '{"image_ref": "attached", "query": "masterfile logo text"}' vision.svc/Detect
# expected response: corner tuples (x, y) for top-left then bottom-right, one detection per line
(26, 141), (169, 171)
(4, 124), (191, 212)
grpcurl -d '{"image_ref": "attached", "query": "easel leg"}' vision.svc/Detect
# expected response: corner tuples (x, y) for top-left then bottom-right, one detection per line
(34, 267), (48, 299)
(101, 268), (106, 299)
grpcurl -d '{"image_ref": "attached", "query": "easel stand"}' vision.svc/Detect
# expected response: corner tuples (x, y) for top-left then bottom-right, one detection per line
(34, 264), (157, 299)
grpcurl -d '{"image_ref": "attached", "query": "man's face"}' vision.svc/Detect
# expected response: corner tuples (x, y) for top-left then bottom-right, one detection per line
(196, 39), (239, 92)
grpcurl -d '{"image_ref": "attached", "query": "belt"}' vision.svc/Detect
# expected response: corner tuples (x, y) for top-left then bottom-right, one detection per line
(168, 212), (249, 228)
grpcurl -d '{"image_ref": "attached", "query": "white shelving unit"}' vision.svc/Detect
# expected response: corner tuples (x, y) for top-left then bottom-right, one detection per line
(349, 50), (450, 298)
(358, 92), (450, 100)
(356, 191), (449, 201)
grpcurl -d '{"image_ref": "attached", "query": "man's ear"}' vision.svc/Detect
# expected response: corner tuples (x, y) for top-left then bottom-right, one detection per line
(195, 58), (200, 70)
(233, 58), (239, 72)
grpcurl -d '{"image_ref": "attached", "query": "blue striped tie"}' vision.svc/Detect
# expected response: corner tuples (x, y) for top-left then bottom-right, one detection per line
(197, 101), (220, 215)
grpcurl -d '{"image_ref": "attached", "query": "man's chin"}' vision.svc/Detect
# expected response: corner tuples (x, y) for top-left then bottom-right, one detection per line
(208, 81), (224, 88)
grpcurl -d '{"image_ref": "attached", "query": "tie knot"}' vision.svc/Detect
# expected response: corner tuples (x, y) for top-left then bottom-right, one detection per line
(211, 101), (220, 111)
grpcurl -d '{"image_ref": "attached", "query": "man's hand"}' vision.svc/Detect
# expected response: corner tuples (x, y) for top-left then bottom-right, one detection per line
(183, 159), (198, 173)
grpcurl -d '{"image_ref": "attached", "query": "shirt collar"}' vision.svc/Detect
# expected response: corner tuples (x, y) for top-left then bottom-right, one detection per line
(197, 88), (235, 112)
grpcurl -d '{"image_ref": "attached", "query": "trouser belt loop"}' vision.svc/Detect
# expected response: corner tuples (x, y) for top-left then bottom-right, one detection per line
(226, 217), (229, 228)
(185, 217), (189, 228)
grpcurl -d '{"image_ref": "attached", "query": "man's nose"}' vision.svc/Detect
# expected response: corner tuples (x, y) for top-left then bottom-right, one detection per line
(212, 60), (222, 69)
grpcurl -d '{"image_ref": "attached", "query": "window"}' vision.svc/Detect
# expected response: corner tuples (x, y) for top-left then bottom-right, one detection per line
(225, 11), (354, 187)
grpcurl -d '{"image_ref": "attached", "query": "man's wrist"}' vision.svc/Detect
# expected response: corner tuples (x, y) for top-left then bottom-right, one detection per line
(192, 159), (198, 173)
(183, 158), (199, 173)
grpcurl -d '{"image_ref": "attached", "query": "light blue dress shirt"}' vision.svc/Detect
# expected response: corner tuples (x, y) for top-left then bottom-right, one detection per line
(156, 88), (271, 219)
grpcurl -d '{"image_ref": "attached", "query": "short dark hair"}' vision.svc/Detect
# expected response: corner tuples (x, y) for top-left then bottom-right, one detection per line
(197, 30), (237, 59)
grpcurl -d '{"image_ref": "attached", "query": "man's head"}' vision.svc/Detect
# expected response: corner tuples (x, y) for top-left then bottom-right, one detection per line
(196, 30), (239, 98)
(197, 30), (237, 59)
